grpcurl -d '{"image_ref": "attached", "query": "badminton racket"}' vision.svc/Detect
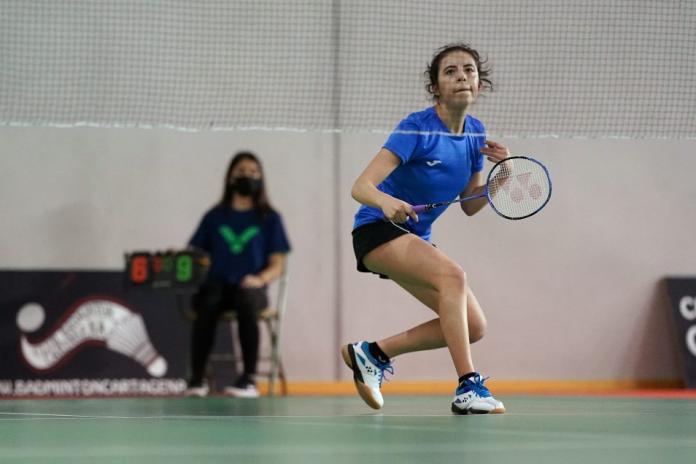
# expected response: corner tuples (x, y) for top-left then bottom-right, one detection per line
(412, 156), (552, 220)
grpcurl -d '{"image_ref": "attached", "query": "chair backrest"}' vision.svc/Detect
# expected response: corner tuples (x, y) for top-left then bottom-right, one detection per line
(273, 257), (290, 322)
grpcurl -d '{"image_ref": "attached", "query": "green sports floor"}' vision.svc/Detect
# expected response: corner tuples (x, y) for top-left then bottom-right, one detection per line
(2, 395), (696, 464)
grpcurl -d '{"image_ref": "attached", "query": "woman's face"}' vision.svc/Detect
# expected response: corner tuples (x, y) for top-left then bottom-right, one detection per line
(229, 158), (262, 183)
(434, 50), (481, 107)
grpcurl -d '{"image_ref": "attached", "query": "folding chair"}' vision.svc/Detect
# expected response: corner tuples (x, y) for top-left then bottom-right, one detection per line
(214, 262), (289, 396)
(182, 261), (289, 396)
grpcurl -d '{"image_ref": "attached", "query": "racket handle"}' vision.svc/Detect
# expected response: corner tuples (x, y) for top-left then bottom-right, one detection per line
(412, 205), (427, 214)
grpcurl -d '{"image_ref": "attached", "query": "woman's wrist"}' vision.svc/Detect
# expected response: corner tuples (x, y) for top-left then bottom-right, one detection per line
(373, 191), (396, 211)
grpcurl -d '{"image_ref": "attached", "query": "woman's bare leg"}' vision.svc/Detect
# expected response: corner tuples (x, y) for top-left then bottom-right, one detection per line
(376, 284), (487, 358)
(362, 234), (477, 377)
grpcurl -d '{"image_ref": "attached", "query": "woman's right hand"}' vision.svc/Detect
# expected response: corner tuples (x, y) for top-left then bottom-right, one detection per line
(380, 196), (418, 223)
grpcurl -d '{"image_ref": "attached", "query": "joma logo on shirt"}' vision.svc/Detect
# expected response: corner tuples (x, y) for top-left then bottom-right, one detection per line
(218, 225), (260, 254)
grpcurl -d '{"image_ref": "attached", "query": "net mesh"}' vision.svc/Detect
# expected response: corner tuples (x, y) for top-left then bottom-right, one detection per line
(2, 0), (694, 138)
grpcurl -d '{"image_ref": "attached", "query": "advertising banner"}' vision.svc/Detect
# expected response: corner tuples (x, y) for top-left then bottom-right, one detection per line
(0, 271), (193, 398)
(665, 277), (696, 389)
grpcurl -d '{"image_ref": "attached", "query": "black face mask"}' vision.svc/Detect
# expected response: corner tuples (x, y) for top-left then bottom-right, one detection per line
(230, 176), (262, 197)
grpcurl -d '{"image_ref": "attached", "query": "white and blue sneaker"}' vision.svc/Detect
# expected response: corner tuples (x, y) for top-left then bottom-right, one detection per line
(451, 373), (505, 415)
(341, 341), (393, 409)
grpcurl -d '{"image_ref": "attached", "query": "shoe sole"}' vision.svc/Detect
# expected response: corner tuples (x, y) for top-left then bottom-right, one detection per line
(451, 403), (506, 415)
(341, 344), (382, 410)
(224, 388), (260, 399)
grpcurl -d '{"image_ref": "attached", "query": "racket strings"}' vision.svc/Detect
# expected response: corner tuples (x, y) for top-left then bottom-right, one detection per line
(488, 158), (551, 219)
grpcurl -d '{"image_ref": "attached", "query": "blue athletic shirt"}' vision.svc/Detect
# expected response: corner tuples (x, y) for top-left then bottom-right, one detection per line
(353, 106), (486, 241)
(189, 206), (291, 284)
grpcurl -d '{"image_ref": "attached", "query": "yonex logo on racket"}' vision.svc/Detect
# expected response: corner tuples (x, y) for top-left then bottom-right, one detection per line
(495, 171), (544, 204)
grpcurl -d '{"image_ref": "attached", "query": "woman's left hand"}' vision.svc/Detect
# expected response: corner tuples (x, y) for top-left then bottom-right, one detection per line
(480, 139), (510, 163)
(240, 274), (266, 288)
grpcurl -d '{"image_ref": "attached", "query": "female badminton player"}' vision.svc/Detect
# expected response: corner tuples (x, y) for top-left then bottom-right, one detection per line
(343, 43), (508, 414)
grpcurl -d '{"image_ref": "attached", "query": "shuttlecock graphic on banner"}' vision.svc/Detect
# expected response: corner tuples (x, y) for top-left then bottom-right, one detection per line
(17, 299), (167, 377)
(104, 311), (167, 377)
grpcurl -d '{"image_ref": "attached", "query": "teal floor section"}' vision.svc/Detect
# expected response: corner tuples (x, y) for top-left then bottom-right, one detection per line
(2, 395), (696, 463)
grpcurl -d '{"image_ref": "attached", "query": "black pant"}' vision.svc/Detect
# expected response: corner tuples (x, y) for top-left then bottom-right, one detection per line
(189, 282), (268, 385)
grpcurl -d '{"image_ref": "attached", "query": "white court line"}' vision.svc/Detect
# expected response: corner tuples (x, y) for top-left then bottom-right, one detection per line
(0, 412), (447, 420)
(0, 411), (658, 421)
(3, 439), (696, 460)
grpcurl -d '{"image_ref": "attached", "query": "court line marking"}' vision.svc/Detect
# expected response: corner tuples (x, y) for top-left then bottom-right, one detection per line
(0, 411), (661, 421)
(3, 439), (696, 459)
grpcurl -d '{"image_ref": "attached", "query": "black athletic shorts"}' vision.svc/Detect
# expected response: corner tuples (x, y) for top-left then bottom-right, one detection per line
(352, 221), (409, 279)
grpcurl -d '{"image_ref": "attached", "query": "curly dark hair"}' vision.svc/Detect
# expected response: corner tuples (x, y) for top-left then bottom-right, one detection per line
(425, 43), (493, 101)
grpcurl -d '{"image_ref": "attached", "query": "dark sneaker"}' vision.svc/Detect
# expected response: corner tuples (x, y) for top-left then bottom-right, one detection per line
(224, 376), (260, 398)
(184, 382), (209, 398)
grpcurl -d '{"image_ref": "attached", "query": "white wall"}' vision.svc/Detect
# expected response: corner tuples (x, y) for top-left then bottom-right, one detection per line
(1, 127), (694, 382)
(340, 136), (694, 381)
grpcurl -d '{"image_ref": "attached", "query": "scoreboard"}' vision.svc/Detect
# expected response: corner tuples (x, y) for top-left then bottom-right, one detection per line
(124, 250), (209, 289)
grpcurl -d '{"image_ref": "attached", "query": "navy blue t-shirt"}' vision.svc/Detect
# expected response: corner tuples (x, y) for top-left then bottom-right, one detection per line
(353, 106), (485, 241)
(189, 206), (291, 284)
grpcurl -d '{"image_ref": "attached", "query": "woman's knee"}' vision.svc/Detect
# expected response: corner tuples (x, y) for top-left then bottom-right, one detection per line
(235, 288), (268, 313)
(436, 263), (467, 294)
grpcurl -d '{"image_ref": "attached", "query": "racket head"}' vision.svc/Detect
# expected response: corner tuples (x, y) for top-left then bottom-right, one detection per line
(486, 156), (552, 220)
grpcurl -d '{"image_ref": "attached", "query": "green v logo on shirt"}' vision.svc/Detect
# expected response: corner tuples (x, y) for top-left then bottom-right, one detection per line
(218, 225), (260, 254)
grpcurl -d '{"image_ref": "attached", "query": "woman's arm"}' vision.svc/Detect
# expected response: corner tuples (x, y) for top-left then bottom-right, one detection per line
(459, 171), (487, 216)
(351, 148), (419, 223)
(240, 252), (287, 288)
(460, 139), (510, 216)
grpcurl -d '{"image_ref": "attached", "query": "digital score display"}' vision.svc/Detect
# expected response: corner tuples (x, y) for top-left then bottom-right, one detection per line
(124, 250), (208, 289)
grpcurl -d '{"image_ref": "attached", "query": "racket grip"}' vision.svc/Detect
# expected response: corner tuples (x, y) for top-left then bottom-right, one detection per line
(412, 205), (427, 214)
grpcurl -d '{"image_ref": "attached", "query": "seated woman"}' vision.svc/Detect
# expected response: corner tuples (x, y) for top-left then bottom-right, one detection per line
(185, 151), (291, 398)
